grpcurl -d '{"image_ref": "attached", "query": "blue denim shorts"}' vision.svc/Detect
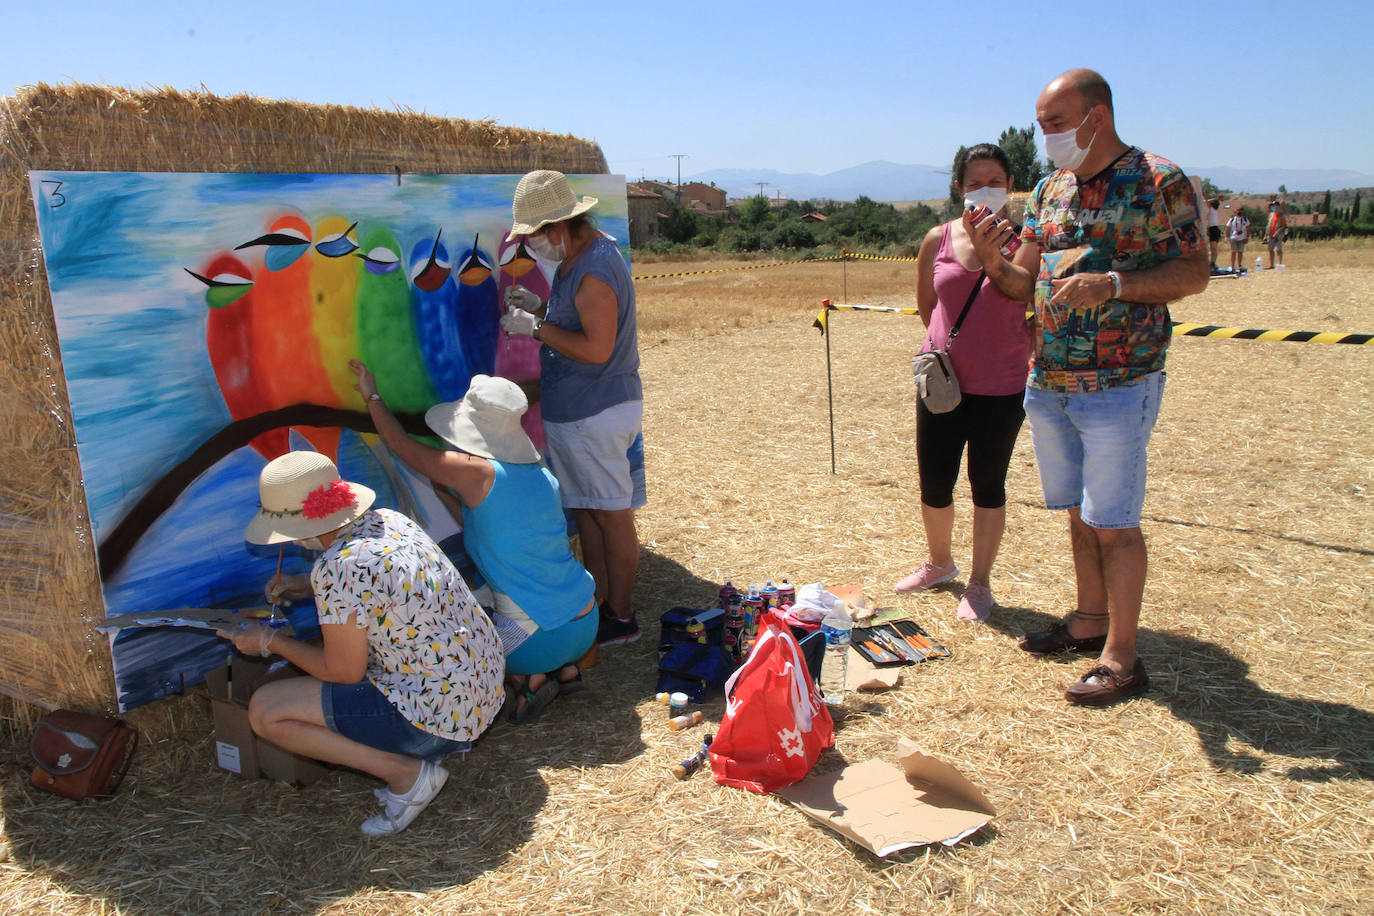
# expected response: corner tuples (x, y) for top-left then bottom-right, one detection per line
(322, 679), (470, 761)
(1023, 371), (1165, 529)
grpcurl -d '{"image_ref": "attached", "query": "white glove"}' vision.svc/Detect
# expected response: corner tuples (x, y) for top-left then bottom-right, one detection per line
(501, 309), (541, 337)
(216, 621), (276, 657)
(504, 285), (542, 313)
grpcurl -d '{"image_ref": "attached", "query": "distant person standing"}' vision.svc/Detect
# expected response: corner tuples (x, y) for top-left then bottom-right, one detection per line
(1264, 197), (1287, 270)
(1206, 197), (1221, 271)
(1226, 206), (1251, 273)
(965, 68), (1208, 705)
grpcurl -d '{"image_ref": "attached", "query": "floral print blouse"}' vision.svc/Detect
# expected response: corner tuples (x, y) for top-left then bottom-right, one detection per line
(310, 508), (505, 742)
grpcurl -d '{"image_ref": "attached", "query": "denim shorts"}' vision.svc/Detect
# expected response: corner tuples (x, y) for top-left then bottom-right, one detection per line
(1023, 371), (1165, 530)
(543, 400), (647, 511)
(322, 679), (470, 761)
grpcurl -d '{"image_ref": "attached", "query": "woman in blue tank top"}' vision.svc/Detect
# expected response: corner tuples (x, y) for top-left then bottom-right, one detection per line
(349, 359), (597, 723)
(499, 170), (646, 651)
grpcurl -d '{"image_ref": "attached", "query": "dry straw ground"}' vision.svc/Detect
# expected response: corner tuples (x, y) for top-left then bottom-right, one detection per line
(1, 240), (1371, 915)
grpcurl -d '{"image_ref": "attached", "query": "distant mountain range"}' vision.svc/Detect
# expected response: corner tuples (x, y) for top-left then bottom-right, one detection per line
(686, 161), (1374, 202)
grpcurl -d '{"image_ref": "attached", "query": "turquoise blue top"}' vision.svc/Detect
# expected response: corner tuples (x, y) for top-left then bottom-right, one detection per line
(460, 460), (596, 629)
(539, 235), (642, 422)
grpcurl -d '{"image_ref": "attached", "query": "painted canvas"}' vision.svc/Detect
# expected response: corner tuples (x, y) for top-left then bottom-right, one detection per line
(28, 170), (629, 711)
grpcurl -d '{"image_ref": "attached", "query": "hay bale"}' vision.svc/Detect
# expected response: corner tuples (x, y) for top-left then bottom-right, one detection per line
(0, 82), (607, 715)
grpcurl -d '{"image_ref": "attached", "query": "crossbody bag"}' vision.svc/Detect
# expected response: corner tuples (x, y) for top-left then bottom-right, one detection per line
(911, 270), (985, 414)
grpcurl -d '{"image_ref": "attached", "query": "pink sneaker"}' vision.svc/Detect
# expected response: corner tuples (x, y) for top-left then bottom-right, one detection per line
(956, 583), (995, 622)
(894, 561), (959, 594)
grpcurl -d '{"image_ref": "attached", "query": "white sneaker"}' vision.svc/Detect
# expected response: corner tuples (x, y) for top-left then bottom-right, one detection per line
(360, 759), (449, 837)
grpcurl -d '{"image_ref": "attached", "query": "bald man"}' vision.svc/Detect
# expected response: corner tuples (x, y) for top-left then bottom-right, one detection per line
(962, 68), (1209, 706)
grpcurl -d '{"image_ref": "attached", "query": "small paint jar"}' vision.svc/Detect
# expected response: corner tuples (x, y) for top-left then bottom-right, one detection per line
(669, 691), (689, 719)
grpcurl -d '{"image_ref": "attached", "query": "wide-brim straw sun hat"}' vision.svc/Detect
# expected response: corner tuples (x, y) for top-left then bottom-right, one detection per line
(425, 374), (541, 465)
(245, 451), (376, 545)
(509, 169), (598, 237)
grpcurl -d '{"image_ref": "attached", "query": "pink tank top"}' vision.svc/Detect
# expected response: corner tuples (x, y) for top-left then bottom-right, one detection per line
(920, 222), (1032, 396)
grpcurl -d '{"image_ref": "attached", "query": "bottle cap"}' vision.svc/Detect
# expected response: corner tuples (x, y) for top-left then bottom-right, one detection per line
(670, 691), (689, 706)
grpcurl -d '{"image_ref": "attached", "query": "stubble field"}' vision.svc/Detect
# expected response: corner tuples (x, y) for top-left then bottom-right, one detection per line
(0, 240), (1370, 915)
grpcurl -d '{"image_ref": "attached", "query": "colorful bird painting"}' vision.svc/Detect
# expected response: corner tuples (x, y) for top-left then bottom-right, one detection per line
(355, 226), (437, 412)
(197, 253), (289, 459)
(410, 233), (472, 403)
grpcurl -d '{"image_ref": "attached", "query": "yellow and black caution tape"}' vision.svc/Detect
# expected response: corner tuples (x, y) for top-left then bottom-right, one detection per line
(1170, 322), (1373, 346)
(813, 303), (1374, 346)
(633, 253), (847, 282)
(841, 251), (920, 263)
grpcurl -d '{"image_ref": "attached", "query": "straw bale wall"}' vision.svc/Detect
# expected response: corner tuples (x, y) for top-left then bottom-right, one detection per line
(0, 83), (607, 714)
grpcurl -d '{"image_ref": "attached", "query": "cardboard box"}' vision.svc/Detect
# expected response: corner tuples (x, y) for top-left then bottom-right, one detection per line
(776, 738), (996, 856)
(204, 657), (330, 787)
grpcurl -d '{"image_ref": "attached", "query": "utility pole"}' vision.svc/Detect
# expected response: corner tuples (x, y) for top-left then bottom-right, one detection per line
(755, 181), (768, 198)
(670, 154), (687, 204)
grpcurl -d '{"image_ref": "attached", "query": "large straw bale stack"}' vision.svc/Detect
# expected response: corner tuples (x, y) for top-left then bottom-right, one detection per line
(0, 82), (607, 716)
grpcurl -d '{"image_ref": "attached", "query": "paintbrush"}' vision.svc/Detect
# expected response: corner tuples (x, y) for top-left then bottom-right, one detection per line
(268, 545), (284, 622)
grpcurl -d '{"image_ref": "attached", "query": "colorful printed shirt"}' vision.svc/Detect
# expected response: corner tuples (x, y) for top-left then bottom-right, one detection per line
(1021, 147), (1204, 393)
(311, 508), (505, 742)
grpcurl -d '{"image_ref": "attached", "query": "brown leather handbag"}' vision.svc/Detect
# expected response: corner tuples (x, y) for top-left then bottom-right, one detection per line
(29, 709), (138, 800)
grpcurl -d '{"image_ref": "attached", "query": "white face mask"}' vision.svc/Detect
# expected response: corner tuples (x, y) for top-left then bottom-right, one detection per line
(963, 186), (1010, 214)
(298, 536), (324, 552)
(527, 230), (567, 262)
(1043, 111), (1096, 171)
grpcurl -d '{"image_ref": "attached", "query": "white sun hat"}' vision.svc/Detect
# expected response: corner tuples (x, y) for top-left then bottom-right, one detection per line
(509, 169), (598, 237)
(425, 375), (540, 465)
(244, 451), (376, 545)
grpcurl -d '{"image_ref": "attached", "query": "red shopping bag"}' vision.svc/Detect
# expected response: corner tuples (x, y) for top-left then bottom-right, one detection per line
(710, 610), (834, 794)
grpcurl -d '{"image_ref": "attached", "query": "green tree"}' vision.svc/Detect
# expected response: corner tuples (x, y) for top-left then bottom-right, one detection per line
(660, 200), (699, 245)
(736, 195), (773, 230)
(1352, 192), (1363, 222)
(1278, 184), (1288, 195)
(1320, 190), (1332, 214)
(997, 125), (1046, 193)
(1201, 177), (1226, 200)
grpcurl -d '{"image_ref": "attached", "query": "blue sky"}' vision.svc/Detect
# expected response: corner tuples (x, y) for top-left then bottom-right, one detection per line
(3, 0), (1371, 181)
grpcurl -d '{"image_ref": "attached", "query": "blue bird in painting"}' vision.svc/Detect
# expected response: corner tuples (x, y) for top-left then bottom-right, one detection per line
(454, 233), (500, 378)
(410, 232), (472, 401)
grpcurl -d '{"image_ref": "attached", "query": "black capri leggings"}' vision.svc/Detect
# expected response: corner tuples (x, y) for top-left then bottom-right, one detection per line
(915, 392), (1026, 509)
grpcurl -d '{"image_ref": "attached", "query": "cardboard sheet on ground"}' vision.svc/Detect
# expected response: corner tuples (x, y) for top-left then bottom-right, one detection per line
(776, 738), (996, 856)
(845, 645), (900, 690)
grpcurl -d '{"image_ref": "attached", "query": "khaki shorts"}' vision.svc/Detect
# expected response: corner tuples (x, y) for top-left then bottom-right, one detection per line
(1228, 238), (1247, 253)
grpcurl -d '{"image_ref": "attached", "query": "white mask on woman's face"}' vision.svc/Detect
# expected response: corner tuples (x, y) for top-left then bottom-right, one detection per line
(298, 536), (325, 552)
(1043, 111), (1096, 171)
(527, 229), (567, 262)
(963, 186), (1010, 214)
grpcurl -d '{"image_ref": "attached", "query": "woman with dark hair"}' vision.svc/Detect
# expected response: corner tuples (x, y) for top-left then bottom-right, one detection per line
(894, 143), (1032, 622)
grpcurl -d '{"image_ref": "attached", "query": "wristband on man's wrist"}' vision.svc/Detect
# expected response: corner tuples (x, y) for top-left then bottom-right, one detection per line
(1106, 271), (1123, 299)
(532, 317), (543, 340)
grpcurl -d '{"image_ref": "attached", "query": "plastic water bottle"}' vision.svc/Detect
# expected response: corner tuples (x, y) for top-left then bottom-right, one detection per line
(820, 600), (852, 706)
(1255, 256), (1263, 273)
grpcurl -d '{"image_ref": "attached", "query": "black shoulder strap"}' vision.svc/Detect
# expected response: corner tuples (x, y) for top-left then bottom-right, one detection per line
(946, 271), (986, 348)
